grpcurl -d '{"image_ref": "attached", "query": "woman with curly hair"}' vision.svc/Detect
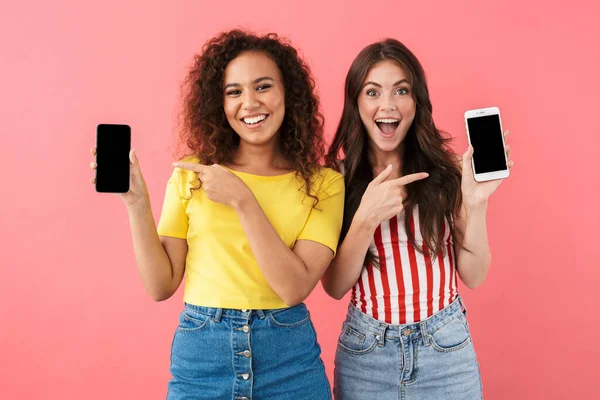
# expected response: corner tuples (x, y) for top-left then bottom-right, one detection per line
(321, 39), (512, 399)
(89, 29), (343, 399)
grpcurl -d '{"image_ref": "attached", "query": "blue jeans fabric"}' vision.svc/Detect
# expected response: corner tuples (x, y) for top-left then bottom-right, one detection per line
(167, 302), (331, 400)
(334, 297), (482, 400)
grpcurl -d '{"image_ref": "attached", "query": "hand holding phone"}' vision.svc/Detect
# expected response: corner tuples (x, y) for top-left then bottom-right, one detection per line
(464, 107), (510, 182)
(94, 124), (131, 192)
(90, 124), (150, 208)
(461, 107), (513, 204)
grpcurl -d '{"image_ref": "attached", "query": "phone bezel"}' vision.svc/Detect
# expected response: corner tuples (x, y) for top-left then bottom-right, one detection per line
(464, 107), (509, 182)
(95, 124), (131, 193)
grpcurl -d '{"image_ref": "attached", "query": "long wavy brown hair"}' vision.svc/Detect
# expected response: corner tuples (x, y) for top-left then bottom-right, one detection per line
(178, 29), (325, 203)
(326, 39), (463, 266)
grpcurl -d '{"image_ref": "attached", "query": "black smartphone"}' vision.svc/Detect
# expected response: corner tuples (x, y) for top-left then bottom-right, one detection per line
(95, 124), (131, 193)
(464, 107), (509, 182)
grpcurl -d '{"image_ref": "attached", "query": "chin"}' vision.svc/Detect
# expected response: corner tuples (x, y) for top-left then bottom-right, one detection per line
(371, 138), (402, 153)
(239, 132), (278, 146)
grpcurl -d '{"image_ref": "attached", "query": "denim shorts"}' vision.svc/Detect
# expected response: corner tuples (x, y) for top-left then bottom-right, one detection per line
(334, 296), (482, 400)
(167, 302), (331, 400)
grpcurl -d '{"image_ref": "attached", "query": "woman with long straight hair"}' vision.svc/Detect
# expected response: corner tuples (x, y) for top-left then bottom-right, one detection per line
(322, 39), (513, 399)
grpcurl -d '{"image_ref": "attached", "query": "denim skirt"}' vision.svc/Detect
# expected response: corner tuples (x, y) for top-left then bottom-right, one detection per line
(167, 302), (331, 400)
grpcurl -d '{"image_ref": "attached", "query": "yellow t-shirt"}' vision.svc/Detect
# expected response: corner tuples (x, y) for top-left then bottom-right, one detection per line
(156, 158), (345, 309)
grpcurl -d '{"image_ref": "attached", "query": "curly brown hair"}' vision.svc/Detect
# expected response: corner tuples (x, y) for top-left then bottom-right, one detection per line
(178, 29), (326, 203)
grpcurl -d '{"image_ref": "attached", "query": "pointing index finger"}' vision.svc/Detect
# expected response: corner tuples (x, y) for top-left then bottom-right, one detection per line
(172, 162), (206, 173)
(388, 172), (429, 187)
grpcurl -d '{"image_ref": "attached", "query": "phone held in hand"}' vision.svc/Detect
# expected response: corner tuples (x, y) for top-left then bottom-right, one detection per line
(464, 107), (509, 182)
(95, 124), (131, 193)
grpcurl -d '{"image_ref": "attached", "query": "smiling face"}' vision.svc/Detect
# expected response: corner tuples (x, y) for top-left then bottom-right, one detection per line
(357, 60), (416, 155)
(222, 51), (286, 149)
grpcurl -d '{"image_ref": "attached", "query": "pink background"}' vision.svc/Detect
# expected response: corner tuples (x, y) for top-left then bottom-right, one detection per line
(1, 0), (598, 398)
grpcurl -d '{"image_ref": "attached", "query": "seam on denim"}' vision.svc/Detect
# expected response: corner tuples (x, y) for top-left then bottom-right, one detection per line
(403, 338), (419, 386)
(430, 335), (472, 353)
(337, 335), (379, 356)
(230, 325), (236, 398)
(342, 324), (366, 347)
(177, 313), (210, 333)
(428, 313), (462, 335)
(345, 315), (383, 338)
(267, 310), (310, 328)
(400, 335), (407, 385)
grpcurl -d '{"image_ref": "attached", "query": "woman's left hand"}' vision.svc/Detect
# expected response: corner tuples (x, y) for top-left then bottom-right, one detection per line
(461, 130), (514, 205)
(172, 162), (253, 209)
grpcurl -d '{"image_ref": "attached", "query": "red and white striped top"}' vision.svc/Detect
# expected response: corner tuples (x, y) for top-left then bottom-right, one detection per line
(351, 206), (458, 324)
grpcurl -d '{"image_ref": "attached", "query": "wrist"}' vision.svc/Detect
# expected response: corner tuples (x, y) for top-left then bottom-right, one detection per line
(353, 209), (379, 233)
(231, 188), (255, 213)
(126, 195), (151, 213)
(463, 197), (488, 215)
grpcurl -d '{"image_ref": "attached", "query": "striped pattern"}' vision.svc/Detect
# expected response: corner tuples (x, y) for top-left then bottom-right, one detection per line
(350, 206), (458, 324)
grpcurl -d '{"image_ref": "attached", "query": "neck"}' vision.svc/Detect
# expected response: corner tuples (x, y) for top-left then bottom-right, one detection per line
(232, 138), (286, 170)
(368, 143), (404, 178)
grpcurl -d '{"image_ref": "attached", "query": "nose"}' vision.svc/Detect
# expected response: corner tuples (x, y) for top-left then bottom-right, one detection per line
(380, 93), (397, 111)
(242, 90), (260, 110)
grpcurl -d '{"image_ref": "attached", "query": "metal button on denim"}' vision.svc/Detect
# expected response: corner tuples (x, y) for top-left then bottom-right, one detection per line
(242, 325), (250, 333)
(243, 350), (251, 358)
(241, 309), (248, 312)
(241, 373), (250, 380)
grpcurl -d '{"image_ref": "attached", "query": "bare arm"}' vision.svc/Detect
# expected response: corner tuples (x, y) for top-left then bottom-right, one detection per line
(321, 167), (430, 300)
(454, 131), (513, 288)
(235, 196), (335, 306)
(91, 148), (186, 301)
(453, 200), (492, 289)
(321, 215), (378, 300)
(127, 199), (187, 301)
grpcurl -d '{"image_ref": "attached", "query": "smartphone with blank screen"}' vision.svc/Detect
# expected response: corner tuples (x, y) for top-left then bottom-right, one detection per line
(464, 107), (509, 182)
(95, 124), (131, 193)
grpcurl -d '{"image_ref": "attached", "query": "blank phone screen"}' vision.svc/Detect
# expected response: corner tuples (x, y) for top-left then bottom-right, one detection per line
(467, 115), (507, 174)
(95, 124), (130, 193)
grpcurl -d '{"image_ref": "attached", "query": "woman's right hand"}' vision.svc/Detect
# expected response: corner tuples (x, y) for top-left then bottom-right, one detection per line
(355, 165), (429, 228)
(89, 147), (150, 209)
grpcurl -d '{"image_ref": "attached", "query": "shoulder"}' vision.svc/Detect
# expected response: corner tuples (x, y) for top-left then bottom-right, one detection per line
(168, 155), (200, 193)
(311, 166), (344, 186)
(173, 155), (200, 179)
(307, 166), (344, 199)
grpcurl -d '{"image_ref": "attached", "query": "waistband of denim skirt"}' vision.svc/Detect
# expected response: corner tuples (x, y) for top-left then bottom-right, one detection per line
(183, 302), (308, 321)
(347, 296), (467, 340)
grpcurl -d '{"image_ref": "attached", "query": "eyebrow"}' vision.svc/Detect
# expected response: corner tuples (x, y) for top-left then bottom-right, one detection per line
(362, 79), (410, 88)
(224, 76), (274, 91)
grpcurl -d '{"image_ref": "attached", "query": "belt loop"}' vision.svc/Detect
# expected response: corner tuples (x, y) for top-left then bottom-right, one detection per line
(377, 324), (387, 346)
(213, 308), (223, 323)
(419, 321), (430, 346)
(255, 309), (265, 319)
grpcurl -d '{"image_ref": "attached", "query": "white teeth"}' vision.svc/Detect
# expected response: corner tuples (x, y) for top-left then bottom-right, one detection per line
(243, 115), (267, 124)
(375, 118), (399, 123)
